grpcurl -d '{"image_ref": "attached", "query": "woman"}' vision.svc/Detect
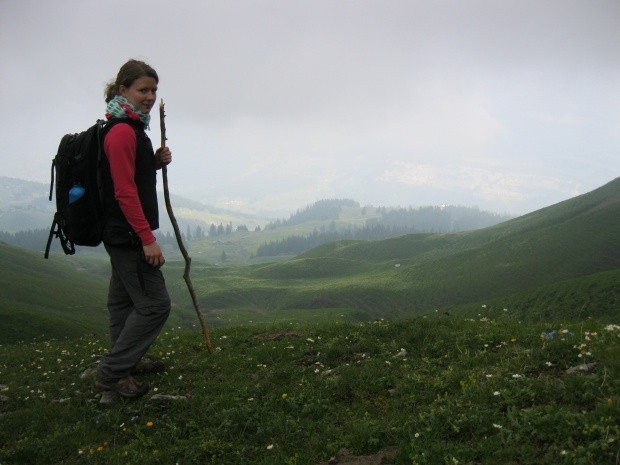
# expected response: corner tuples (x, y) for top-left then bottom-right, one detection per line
(94, 59), (172, 398)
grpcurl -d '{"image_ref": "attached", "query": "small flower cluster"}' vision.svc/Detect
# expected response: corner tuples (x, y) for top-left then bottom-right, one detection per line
(604, 324), (620, 334)
(77, 417), (156, 457)
(575, 330), (598, 358)
(540, 328), (573, 341)
(78, 441), (110, 455)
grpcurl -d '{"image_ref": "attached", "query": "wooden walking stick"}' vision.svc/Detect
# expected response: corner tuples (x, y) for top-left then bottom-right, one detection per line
(159, 99), (213, 353)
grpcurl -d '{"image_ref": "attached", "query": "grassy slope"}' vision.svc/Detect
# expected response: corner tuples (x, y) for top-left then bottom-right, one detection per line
(0, 242), (110, 342)
(0, 243), (198, 343)
(0, 316), (618, 464)
(190, 178), (620, 319)
(468, 267), (620, 320)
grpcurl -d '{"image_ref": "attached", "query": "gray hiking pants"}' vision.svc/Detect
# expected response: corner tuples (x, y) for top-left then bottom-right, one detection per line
(97, 243), (171, 382)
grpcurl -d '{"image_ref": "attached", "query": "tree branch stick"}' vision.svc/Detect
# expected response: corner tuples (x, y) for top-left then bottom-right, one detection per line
(159, 99), (212, 352)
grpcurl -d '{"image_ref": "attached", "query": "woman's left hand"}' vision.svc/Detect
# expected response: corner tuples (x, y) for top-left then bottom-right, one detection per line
(156, 146), (172, 166)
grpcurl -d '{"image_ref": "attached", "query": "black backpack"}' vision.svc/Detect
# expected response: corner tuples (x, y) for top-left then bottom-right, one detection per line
(44, 120), (108, 258)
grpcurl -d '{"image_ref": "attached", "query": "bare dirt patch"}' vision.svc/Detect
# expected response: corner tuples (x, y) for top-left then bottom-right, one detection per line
(317, 447), (400, 465)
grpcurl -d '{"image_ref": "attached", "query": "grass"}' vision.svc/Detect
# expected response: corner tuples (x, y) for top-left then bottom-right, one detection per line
(0, 180), (617, 463)
(0, 242), (109, 343)
(1, 313), (618, 464)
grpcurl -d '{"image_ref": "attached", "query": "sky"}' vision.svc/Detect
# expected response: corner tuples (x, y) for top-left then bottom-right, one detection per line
(1, 0), (619, 218)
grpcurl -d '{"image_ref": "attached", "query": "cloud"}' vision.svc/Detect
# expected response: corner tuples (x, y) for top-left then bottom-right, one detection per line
(379, 162), (572, 203)
(531, 111), (587, 127)
(1, 0), (619, 218)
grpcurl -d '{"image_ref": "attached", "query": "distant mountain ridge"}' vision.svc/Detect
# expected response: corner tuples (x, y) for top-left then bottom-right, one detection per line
(256, 199), (512, 257)
(0, 176), (50, 209)
(0, 177), (512, 257)
(266, 198), (511, 231)
(0, 176), (268, 234)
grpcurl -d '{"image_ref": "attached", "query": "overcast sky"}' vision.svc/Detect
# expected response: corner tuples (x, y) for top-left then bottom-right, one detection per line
(2, 0), (618, 217)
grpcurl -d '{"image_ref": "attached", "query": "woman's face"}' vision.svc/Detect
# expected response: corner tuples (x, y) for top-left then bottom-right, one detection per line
(120, 76), (158, 114)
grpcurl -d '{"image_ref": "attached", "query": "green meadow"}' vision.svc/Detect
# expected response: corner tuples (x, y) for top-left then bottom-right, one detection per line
(0, 316), (618, 464)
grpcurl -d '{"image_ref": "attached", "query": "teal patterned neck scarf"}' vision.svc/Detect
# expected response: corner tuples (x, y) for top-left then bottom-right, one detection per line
(105, 95), (151, 128)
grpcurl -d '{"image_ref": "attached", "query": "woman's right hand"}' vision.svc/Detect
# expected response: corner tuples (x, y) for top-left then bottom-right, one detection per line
(143, 241), (165, 268)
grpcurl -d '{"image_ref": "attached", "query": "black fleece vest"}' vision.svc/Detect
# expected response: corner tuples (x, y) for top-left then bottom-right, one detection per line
(100, 119), (159, 246)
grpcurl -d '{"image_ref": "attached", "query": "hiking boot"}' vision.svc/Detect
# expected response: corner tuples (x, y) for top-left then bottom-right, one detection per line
(94, 376), (149, 398)
(132, 357), (165, 375)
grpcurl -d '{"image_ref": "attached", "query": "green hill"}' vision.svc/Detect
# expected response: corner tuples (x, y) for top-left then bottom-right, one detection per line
(0, 242), (200, 343)
(0, 242), (109, 342)
(193, 177), (620, 320)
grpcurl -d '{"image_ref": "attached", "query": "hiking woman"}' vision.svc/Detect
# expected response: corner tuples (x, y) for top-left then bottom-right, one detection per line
(94, 59), (172, 398)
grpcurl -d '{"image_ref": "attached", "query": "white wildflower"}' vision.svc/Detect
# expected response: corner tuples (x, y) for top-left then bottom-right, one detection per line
(394, 348), (407, 358)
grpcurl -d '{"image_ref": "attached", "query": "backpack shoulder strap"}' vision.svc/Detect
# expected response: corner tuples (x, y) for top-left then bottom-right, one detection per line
(99, 117), (142, 138)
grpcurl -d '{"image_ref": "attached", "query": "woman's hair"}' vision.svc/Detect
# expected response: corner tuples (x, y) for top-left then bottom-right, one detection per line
(104, 59), (159, 102)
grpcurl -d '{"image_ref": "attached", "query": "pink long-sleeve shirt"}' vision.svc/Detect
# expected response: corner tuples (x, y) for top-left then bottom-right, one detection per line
(103, 123), (156, 245)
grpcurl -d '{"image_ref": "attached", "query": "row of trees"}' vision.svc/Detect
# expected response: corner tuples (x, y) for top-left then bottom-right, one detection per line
(370, 205), (511, 232)
(0, 228), (49, 251)
(265, 199), (360, 230)
(0, 221), (249, 252)
(154, 222), (256, 244)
